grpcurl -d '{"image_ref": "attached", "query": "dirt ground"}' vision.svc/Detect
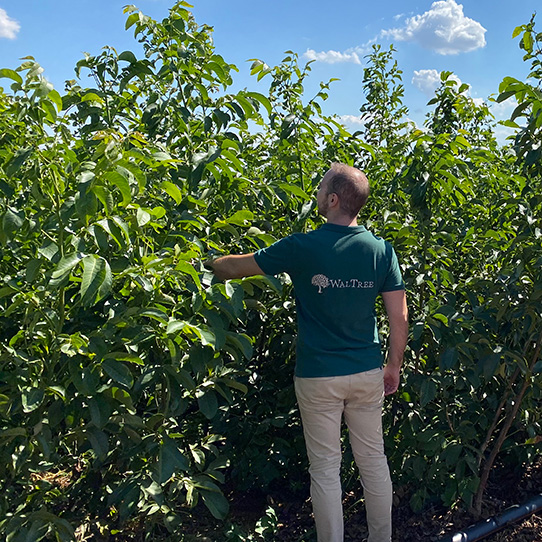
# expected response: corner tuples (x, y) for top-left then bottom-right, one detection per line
(187, 456), (542, 542)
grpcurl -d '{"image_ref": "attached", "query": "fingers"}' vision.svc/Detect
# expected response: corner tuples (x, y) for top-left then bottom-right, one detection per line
(383, 366), (400, 396)
(384, 382), (398, 396)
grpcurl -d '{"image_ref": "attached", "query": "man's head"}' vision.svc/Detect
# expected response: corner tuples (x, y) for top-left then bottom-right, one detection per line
(317, 163), (370, 219)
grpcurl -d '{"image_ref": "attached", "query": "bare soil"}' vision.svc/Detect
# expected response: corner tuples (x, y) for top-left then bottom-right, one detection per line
(182, 456), (542, 541)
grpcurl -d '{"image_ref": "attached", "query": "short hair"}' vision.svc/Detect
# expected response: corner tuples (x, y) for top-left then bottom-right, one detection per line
(326, 163), (370, 218)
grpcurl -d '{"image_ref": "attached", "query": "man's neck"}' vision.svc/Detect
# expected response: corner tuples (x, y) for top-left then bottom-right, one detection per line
(326, 214), (358, 227)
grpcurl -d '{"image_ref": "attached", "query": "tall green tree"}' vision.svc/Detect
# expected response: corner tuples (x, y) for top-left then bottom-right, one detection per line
(0, 4), (540, 540)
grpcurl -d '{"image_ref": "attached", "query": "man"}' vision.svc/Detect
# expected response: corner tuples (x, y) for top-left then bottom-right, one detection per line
(210, 163), (408, 542)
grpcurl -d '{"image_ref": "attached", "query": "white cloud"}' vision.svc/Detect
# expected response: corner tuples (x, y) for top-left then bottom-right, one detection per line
(412, 69), (495, 115)
(350, 39), (378, 58)
(490, 96), (518, 116)
(303, 48), (361, 65)
(412, 69), (463, 96)
(338, 114), (365, 126)
(412, 69), (442, 96)
(383, 0), (486, 55)
(493, 123), (517, 144)
(0, 8), (20, 39)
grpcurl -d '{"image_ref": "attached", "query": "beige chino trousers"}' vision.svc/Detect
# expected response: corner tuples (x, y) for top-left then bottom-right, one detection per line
(294, 368), (392, 542)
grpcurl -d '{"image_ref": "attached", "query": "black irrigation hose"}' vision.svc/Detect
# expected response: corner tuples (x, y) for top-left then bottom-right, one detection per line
(439, 494), (542, 542)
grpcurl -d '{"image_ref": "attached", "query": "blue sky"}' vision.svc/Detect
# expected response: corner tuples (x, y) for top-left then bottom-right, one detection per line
(1, 0), (539, 140)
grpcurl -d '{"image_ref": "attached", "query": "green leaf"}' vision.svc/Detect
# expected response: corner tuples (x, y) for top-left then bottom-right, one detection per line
(226, 332), (253, 359)
(155, 436), (189, 483)
(420, 379), (437, 407)
(42, 99), (58, 122)
(140, 308), (168, 323)
(117, 159), (146, 189)
(188, 344), (213, 374)
(444, 443), (463, 467)
(105, 169), (132, 205)
(47, 386), (66, 399)
(70, 364), (100, 396)
(278, 182), (310, 200)
(6, 148), (32, 177)
(280, 113), (296, 139)
(136, 207), (151, 226)
(111, 387), (135, 411)
(191, 146), (219, 168)
(86, 426), (109, 460)
(220, 377), (248, 394)
(522, 31), (533, 53)
(2, 207), (25, 238)
(226, 210), (253, 225)
(186, 324), (216, 347)
(167, 319), (187, 335)
(125, 12), (139, 30)
(105, 352), (144, 365)
(119, 50), (138, 63)
(481, 353), (501, 379)
(21, 518), (49, 541)
(49, 252), (85, 288)
(108, 479), (140, 519)
(249, 59), (265, 74)
(160, 180), (183, 204)
(21, 388), (44, 413)
(88, 396), (112, 429)
(102, 359), (134, 388)
(512, 25), (524, 39)
(92, 185), (114, 214)
(169, 320), (215, 347)
(81, 92), (104, 104)
(225, 282), (244, 316)
(0, 178), (14, 198)
(48, 89), (63, 112)
(244, 91), (272, 116)
(76, 186), (98, 223)
(0, 286), (15, 299)
(96, 218), (129, 249)
(197, 389), (218, 419)
(152, 150), (173, 162)
(440, 348), (458, 370)
(178, 368), (196, 391)
(199, 481), (230, 519)
(496, 90), (516, 103)
(175, 260), (201, 290)
(111, 216), (131, 245)
(510, 101), (531, 121)
(0, 427), (26, 440)
(80, 255), (112, 306)
(119, 483), (140, 519)
(0, 68), (23, 85)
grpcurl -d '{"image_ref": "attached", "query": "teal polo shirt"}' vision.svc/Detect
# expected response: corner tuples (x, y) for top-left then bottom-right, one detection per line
(253, 223), (404, 378)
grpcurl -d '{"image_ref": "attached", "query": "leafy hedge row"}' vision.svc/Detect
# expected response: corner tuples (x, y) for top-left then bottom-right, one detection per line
(0, 3), (540, 540)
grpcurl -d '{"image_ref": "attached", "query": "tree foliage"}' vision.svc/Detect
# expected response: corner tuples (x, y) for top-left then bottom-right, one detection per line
(0, 3), (540, 539)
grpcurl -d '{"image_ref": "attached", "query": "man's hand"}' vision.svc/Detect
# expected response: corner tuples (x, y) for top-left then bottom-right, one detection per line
(383, 364), (401, 396)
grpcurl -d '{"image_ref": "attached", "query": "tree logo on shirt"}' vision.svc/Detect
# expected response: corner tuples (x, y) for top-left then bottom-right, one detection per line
(311, 274), (375, 293)
(311, 274), (330, 294)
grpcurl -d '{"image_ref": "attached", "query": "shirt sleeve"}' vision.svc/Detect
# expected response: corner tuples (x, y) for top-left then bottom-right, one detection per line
(380, 244), (405, 292)
(253, 235), (299, 276)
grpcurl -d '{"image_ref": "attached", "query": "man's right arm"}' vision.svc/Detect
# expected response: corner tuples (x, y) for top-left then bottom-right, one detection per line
(209, 253), (264, 281)
(381, 289), (408, 396)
